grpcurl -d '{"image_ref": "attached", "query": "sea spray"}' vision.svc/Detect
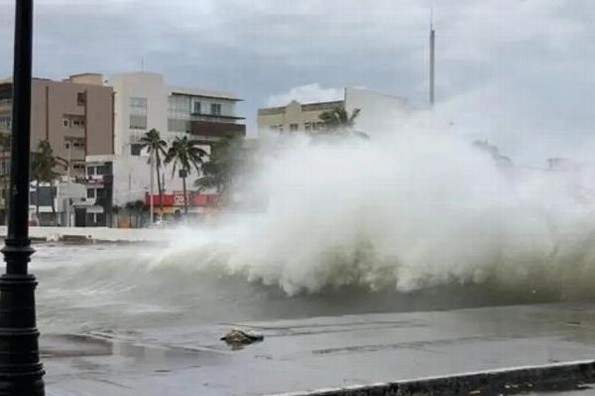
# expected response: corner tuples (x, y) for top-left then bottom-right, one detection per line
(32, 121), (595, 334)
(159, 124), (595, 296)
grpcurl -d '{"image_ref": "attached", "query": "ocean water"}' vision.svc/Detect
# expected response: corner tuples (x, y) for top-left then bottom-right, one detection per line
(33, 130), (595, 336)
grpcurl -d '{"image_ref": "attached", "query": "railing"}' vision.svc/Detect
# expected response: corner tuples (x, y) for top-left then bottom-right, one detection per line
(74, 175), (105, 185)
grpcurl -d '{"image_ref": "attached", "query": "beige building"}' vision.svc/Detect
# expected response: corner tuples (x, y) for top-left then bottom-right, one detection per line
(0, 73), (115, 177)
(258, 100), (344, 134)
(257, 88), (410, 137)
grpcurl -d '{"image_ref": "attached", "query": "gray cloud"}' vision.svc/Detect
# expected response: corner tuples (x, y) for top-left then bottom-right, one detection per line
(1, 0), (595, 164)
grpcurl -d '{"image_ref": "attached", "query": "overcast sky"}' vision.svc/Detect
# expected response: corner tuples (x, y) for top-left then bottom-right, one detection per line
(1, 0), (595, 165)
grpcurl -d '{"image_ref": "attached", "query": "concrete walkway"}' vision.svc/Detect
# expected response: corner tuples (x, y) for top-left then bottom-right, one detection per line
(43, 303), (595, 395)
(0, 225), (172, 242)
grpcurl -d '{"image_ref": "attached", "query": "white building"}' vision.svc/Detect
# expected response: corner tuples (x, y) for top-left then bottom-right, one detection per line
(80, 72), (246, 226)
(85, 154), (197, 208)
(257, 87), (410, 137)
(29, 179), (87, 226)
(107, 72), (245, 157)
(344, 88), (410, 135)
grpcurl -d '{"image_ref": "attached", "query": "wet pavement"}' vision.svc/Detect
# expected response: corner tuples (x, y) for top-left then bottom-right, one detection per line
(44, 303), (595, 396)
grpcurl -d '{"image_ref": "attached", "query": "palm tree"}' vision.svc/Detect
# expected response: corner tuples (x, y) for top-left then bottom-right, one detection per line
(318, 107), (361, 132)
(31, 140), (59, 224)
(195, 137), (243, 203)
(165, 136), (207, 215)
(473, 140), (513, 165)
(140, 129), (168, 219)
(124, 200), (146, 228)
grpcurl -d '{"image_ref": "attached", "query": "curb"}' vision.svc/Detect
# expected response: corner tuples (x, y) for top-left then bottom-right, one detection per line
(270, 360), (595, 395)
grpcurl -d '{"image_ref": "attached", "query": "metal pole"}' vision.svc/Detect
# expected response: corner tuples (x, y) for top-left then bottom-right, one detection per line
(65, 141), (71, 227)
(0, 0), (45, 394)
(429, 26), (435, 107)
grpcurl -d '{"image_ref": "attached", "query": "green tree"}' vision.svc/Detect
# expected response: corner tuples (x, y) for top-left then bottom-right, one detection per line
(318, 107), (361, 132)
(194, 137), (243, 201)
(473, 140), (512, 165)
(124, 200), (146, 228)
(140, 129), (168, 219)
(165, 136), (207, 215)
(31, 140), (59, 224)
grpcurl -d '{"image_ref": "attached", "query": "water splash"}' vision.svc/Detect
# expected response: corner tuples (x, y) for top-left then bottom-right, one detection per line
(157, 125), (595, 297)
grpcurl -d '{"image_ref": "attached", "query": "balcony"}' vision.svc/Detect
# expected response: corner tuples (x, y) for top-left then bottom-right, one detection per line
(190, 120), (246, 140)
(75, 175), (105, 186)
(190, 113), (245, 123)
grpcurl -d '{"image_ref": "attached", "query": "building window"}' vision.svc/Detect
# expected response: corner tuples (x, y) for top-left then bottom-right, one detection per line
(96, 165), (106, 175)
(87, 189), (95, 199)
(193, 101), (201, 114)
(130, 97), (148, 130)
(63, 117), (85, 128)
(290, 123), (299, 132)
(168, 95), (191, 121)
(305, 123), (311, 131)
(87, 166), (95, 176)
(130, 97), (147, 113)
(129, 115), (147, 129)
(130, 144), (142, 156)
(65, 137), (85, 150)
(211, 103), (222, 116)
(168, 119), (190, 133)
(77, 92), (86, 106)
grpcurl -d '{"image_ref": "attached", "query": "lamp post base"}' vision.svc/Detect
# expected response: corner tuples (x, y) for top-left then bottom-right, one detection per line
(0, 242), (44, 396)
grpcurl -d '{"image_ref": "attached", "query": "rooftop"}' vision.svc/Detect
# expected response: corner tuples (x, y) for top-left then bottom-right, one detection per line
(169, 86), (242, 102)
(258, 100), (344, 116)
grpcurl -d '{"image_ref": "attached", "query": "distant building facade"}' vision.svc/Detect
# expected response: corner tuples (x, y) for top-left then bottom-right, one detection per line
(28, 180), (87, 226)
(257, 88), (410, 137)
(83, 154), (220, 227)
(0, 74), (115, 176)
(107, 72), (245, 157)
(0, 74), (115, 224)
(0, 71), (247, 227)
(258, 100), (344, 134)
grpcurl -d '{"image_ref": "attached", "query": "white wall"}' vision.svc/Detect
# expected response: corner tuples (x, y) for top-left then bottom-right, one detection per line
(344, 88), (410, 137)
(108, 72), (168, 156)
(87, 155), (204, 207)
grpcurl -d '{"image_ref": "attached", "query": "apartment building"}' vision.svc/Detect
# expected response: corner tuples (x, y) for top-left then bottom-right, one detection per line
(257, 88), (410, 137)
(108, 72), (245, 156)
(76, 72), (247, 226)
(0, 73), (114, 176)
(0, 74), (115, 224)
(258, 100), (343, 134)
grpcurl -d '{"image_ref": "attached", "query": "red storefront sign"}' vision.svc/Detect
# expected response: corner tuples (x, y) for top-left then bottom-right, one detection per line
(145, 192), (218, 207)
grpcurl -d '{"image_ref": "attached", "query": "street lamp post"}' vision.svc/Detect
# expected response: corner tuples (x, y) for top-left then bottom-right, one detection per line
(65, 140), (72, 227)
(0, 0), (45, 394)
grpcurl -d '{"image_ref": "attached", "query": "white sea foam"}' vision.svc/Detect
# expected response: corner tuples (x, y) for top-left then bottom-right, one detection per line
(158, 117), (595, 296)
